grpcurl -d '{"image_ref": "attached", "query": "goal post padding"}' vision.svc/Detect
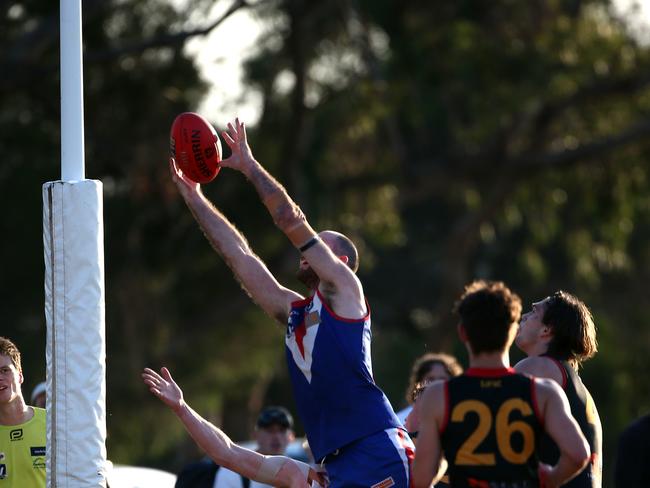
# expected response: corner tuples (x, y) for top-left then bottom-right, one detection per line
(43, 180), (107, 487)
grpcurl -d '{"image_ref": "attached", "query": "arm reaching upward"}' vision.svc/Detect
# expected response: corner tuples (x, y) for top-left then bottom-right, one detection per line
(221, 119), (364, 318)
(142, 367), (326, 488)
(170, 157), (301, 323)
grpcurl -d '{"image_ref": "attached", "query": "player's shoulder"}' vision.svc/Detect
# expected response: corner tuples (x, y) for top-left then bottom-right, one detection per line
(31, 406), (47, 423)
(419, 379), (448, 405)
(515, 356), (561, 377)
(531, 375), (565, 406)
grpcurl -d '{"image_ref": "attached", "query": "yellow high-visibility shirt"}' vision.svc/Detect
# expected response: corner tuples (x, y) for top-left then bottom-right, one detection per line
(0, 407), (46, 487)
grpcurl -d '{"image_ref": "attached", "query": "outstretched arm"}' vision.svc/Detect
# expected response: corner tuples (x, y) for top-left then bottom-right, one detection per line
(142, 367), (324, 488)
(221, 119), (364, 317)
(536, 378), (590, 488)
(170, 158), (301, 323)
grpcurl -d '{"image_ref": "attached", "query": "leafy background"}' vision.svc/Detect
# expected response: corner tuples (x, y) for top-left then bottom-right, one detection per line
(2, 0), (650, 485)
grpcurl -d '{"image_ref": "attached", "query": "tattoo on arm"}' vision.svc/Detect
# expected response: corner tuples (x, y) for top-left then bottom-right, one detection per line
(246, 162), (315, 246)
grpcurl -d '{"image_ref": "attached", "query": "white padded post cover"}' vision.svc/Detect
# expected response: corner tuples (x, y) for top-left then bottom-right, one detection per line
(43, 180), (107, 487)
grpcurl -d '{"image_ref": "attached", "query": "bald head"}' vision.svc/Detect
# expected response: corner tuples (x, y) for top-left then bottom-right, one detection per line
(319, 230), (359, 272)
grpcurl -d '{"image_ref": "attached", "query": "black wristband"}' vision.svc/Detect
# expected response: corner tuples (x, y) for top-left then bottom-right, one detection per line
(298, 236), (319, 253)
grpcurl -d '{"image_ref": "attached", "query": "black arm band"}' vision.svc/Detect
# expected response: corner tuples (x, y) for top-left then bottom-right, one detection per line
(298, 236), (320, 253)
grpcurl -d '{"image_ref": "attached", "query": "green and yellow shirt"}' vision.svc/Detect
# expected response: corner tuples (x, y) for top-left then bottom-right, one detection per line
(0, 407), (46, 487)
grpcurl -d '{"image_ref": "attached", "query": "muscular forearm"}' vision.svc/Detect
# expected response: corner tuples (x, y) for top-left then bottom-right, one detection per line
(546, 454), (589, 487)
(182, 190), (253, 269)
(241, 160), (316, 247)
(176, 403), (309, 488)
(175, 403), (260, 476)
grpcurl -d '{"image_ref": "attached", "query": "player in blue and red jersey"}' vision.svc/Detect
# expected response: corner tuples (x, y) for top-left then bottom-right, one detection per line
(170, 118), (413, 487)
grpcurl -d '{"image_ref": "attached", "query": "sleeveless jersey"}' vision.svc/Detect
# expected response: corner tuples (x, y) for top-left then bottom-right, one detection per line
(285, 290), (401, 462)
(0, 407), (46, 487)
(539, 356), (602, 488)
(441, 368), (543, 488)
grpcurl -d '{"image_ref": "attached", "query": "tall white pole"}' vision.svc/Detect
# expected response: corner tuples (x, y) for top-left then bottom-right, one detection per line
(43, 2), (107, 486)
(60, 0), (85, 181)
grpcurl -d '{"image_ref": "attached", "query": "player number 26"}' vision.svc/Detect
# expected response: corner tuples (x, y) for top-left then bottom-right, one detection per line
(452, 398), (535, 466)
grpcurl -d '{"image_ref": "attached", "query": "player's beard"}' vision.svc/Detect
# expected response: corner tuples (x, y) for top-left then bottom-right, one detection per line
(296, 266), (320, 290)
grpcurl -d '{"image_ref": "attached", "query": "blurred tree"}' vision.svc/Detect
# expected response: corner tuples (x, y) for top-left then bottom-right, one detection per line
(2, 0), (650, 484)
(241, 1), (650, 484)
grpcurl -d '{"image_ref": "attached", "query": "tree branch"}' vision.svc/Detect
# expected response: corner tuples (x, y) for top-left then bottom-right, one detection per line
(512, 116), (650, 171)
(85, 0), (251, 63)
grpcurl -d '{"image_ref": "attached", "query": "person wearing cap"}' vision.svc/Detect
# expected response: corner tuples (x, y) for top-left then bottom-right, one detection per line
(213, 406), (296, 488)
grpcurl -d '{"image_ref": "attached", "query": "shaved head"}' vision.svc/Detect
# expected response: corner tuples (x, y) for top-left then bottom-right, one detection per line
(296, 230), (359, 289)
(319, 230), (359, 272)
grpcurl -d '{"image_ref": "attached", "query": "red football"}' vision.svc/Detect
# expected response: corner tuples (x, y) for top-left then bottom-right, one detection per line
(170, 112), (222, 183)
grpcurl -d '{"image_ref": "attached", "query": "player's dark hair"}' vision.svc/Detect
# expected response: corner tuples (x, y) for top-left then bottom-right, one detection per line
(405, 352), (463, 404)
(543, 290), (597, 366)
(0, 336), (22, 373)
(455, 280), (522, 355)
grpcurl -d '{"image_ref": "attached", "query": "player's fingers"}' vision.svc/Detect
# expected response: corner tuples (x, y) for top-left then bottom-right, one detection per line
(222, 130), (236, 146)
(169, 158), (185, 181)
(161, 366), (174, 383)
(143, 368), (161, 380)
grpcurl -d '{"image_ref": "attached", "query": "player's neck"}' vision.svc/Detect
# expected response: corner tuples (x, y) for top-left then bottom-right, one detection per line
(0, 396), (32, 426)
(469, 351), (510, 370)
(524, 341), (550, 358)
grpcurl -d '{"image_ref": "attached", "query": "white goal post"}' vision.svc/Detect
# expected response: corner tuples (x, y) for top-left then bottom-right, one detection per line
(41, 1), (108, 486)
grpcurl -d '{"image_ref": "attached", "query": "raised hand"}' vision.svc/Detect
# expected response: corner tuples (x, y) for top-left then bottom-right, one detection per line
(220, 118), (255, 172)
(142, 367), (184, 414)
(169, 157), (201, 198)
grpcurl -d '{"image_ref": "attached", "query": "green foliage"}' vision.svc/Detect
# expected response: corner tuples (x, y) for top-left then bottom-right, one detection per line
(3, 0), (650, 484)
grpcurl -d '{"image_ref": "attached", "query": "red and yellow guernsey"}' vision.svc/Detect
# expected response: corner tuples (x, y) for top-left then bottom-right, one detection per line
(440, 368), (544, 488)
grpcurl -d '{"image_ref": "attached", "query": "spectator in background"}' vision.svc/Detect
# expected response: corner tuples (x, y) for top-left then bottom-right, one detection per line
(213, 406), (296, 488)
(614, 413), (650, 488)
(396, 352), (463, 426)
(0, 337), (46, 486)
(400, 353), (463, 488)
(30, 382), (46, 409)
